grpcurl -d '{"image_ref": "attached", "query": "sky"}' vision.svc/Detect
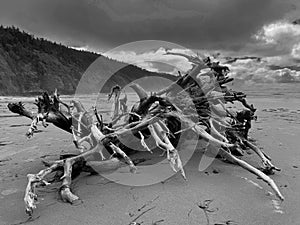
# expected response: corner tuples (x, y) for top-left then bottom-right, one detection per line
(1, 0), (300, 83)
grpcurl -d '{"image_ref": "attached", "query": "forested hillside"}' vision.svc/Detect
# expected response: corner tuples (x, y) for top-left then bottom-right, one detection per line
(0, 26), (175, 95)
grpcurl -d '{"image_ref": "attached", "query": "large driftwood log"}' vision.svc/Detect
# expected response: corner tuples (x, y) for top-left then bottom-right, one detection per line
(7, 53), (285, 217)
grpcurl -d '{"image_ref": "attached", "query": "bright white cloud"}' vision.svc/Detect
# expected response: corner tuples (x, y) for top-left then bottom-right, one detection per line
(103, 39), (300, 84)
(228, 58), (300, 83)
(291, 43), (300, 59)
(254, 21), (300, 59)
(70, 45), (89, 51)
(103, 47), (194, 74)
(264, 55), (289, 65)
(255, 21), (300, 44)
(70, 45), (102, 54)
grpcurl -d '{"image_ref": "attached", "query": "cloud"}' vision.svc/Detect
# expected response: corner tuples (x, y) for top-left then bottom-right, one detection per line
(291, 43), (300, 59)
(104, 44), (300, 84)
(227, 57), (300, 83)
(1, 0), (300, 81)
(0, 0), (296, 52)
(254, 21), (300, 44)
(104, 47), (194, 74)
(254, 21), (300, 59)
(88, 0), (202, 22)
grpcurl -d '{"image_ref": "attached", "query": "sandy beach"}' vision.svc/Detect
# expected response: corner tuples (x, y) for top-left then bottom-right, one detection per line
(0, 83), (300, 225)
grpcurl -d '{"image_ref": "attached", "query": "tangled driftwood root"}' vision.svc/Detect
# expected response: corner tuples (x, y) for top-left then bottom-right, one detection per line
(8, 55), (284, 217)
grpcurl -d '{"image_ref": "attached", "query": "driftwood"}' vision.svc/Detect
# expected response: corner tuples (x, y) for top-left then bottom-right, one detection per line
(7, 55), (284, 217)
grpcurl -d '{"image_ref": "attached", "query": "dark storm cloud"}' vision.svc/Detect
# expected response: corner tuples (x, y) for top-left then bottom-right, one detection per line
(0, 0), (297, 52)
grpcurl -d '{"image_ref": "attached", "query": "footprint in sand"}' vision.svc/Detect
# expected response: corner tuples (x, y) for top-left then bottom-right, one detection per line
(0, 141), (13, 146)
(262, 109), (277, 112)
(0, 157), (12, 162)
(262, 108), (290, 113)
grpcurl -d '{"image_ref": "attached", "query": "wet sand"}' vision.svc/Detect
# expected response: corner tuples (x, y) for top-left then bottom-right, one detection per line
(0, 83), (300, 225)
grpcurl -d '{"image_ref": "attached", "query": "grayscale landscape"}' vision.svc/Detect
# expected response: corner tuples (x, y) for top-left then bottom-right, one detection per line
(0, 1), (300, 225)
